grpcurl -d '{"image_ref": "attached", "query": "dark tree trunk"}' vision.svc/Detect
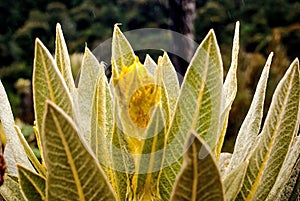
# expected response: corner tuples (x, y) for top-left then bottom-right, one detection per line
(168, 0), (196, 76)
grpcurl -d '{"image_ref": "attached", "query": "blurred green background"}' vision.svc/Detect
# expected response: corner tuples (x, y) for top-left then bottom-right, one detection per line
(0, 0), (299, 152)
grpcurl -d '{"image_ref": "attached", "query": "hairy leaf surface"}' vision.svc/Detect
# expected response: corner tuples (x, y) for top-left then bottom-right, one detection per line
(144, 54), (157, 76)
(33, 39), (73, 138)
(223, 161), (248, 201)
(90, 62), (114, 184)
(134, 86), (170, 200)
(77, 47), (101, 143)
(227, 53), (273, 175)
(157, 52), (180, 113)
(15, 126), (46, 177)
(159, 30), (223, 200)
(170, 131), (224, 201)
(18, 165), (46, 201)
(270, 136), (300, 200)
(237, 59), (300, 200)
(0, 80), (34, 175)
(112, 24), (135, 77)
(216, 22), (239, 159)
(42, 101), (116, 201)
(55, 23), (75, 95)
(0, 175), (26, 201)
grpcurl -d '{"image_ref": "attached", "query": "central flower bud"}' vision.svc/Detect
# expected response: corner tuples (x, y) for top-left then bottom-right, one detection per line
(113, 56), (161, 136)
(129, 83), (161, 128)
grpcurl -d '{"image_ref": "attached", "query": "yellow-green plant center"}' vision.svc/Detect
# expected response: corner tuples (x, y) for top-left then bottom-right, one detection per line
(114, 57), (161, 129)
(129, 84), (161, 128)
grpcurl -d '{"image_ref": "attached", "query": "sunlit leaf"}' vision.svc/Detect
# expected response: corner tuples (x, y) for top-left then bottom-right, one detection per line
(134, 86), (170, 200)
(218, 152), (232, 177)
(77, 47), (101, 142)
(157, 52), (180, 113)
(111, 24), (135, 77)
(90, 61), (114, 182)
(55, 23), (75, 95)
(18, 164), (46, 201)
(0, 80), (34, 175)
(226, 53), (273, 175)
(0, 174), (26, 201)
(237, 58), (300, 200)
(170, 131), (224, 201)
(33, 38), (73, 138)
(270, 136), (300, 201)
(216, 21), (239, 159)
(15, 126), (46, 177)
(159, 29), (223, 200)
(110, 116), (135, 201)
(144, 54), (157, 76)
(223, 160), (248, 201)
(42, 101), (116, 201)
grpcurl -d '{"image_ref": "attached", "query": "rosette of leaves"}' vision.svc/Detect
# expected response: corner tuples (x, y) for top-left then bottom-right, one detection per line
(0, 22), (299, 201)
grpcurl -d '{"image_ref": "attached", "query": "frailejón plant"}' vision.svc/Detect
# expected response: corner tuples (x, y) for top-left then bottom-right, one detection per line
(0, 22), (299, 201)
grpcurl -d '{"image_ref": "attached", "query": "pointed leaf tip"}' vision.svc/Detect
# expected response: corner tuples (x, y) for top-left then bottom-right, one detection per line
(56, 23), (61, 30)
(170, 131), (224, 201)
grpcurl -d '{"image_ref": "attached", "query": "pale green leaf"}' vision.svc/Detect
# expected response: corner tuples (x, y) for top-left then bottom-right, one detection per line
(217, 152), (232, 177)
(144, 54), (157, 76)
(77, 47), (101, 142)
(157, 52), (180, 113)
(15, 125), (46, 177)
(159, 30), (223, 200)
(216, 22), (239, 159)
(42, 101), (116, 201)
(17, 164), (46, 201)
(110, 118), (135, 201)
(284, 156), (300, 200)
(111, 24), (135, 77)
(170, 131), (224, 201)
(0, 80), (34, 175)
(90, 63), (114, 181)
(33, 38), (73, 138)
(134, 86), (170, 200)
(237, 58), (300, 201)
(226, 53), (273, 175)
(223, 160), (248, 201)
(55, 23), (76, 95)
(270, 136), (300, 201)
(0, 174), (26, 201)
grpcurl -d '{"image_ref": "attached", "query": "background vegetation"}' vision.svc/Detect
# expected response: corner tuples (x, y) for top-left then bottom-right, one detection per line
(0, 0), (299, 151)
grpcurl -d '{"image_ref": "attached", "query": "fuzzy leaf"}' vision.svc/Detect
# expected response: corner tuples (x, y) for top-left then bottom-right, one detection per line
(237, 59), (300, 200)
(0, 174), (26, 201)
(270, 136), (300, 200)
(144, 54), (157, 76)
(111, 24), (135, 77)
(18, 164), (46, 201)
(216, 22), (239, 159)
(223, 160), (248, 201)
(90, 63), (114, 182)
(170, 131), (224, 201)
(42, 101), (116, 201)
(226, 53), (273, 175)
(15, 126), (46, 177)
(33, 39), (73, 138)
(77, 47), (101, 142)
(0, 80), (34, 175)
(218, 152), (232, 177)
(134, 86), (170, 200)
(157, 52), (180, 113)
(159, 29), (223, 200)
(110, 118), (135, 201)
(55, 23), (75, 95)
